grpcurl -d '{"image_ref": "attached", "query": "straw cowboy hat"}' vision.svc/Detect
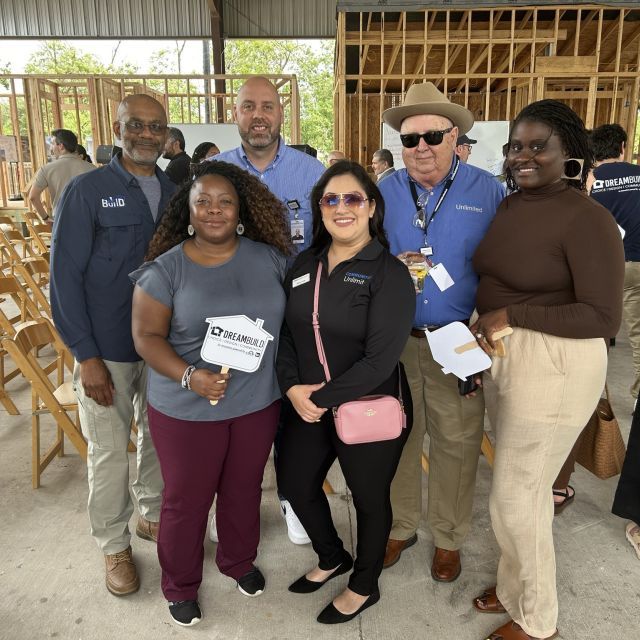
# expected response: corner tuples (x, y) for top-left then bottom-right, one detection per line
(382, 82), (474, 135)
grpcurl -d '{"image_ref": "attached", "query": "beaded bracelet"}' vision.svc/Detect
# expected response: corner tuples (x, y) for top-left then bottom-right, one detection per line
(181, 365), (196, 390)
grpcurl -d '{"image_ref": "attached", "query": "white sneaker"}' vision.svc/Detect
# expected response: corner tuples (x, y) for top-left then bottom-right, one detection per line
(209, 513), (218, 543)
(280, 499), (310, 545)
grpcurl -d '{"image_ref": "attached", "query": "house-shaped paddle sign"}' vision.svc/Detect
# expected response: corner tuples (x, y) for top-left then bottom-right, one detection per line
(201, 315), (274, 374)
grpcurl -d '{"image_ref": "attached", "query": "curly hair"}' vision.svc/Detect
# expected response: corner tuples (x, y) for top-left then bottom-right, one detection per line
(146, 160), (293, 261)
(310, 160), (389, 251)
(505, 99), (593, 193)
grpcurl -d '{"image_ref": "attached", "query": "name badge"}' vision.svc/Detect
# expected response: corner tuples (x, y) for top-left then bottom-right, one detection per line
(420, 246), (433, 257)
(429, 263), (454, 292)
(292, 273), (310, 288)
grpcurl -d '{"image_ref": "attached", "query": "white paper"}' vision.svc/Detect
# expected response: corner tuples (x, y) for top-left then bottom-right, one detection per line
(426, 321), (492, 380)
(429, 263), (454, 292)
(201, 315), (274, 373)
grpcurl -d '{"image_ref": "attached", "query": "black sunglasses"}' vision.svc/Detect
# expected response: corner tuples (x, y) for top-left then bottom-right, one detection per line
(400, 128), (454, 148)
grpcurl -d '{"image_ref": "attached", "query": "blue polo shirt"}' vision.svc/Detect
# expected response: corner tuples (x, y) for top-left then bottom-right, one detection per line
(381, 160), (504, 327)
(215, 138), (325, 252)
(50, 154), (176, 363)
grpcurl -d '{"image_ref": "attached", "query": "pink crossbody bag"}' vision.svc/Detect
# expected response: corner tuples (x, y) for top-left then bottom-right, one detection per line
(312, 262), (406, 445)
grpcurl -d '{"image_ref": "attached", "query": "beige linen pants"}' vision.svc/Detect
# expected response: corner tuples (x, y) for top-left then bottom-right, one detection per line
(483, 329), (606, 638)
(623, 261), (640, 398)
(74, 360), (163, 555)
(389, 335), (485, 549)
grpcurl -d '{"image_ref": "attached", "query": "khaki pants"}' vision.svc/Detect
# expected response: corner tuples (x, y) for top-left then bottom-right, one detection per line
(74, 360), (163, 555)
(623, 261), (640, 398)
(484, 329), (606, 638)
(389, 335), (485, 549)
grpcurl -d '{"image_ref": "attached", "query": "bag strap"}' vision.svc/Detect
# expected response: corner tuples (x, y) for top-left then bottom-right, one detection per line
(313, 262), (332, 382)
(311, 260), (403, 403)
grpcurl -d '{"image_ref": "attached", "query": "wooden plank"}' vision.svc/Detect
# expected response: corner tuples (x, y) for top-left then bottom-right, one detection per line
(343, 29), (567, 45)
(536, 56), (598, 73)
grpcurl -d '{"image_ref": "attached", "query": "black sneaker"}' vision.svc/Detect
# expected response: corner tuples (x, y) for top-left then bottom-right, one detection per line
(237, 566), (265, 597)
(168, 600), (202, 626)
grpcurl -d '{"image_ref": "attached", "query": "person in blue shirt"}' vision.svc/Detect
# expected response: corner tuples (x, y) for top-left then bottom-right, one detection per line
(50, 94), (176, 597)
(211, 76), (325, 546)
(379, 82), (505, 580)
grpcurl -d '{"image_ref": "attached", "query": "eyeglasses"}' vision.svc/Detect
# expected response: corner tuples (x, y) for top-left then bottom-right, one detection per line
(318, 192), (370, 209)
(120, 120), (167, 135)
(400, 128), (453, 148)
(412, 191), (431, 229)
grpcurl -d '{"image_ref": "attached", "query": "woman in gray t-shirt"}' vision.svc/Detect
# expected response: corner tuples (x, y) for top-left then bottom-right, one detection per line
(131, 161), (292, 627)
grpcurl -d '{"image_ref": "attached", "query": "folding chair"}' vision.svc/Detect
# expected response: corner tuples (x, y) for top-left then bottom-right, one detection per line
(0, 274), (42, 414)
(1, 318), (87, 488)
(22, 211), (52, 256)
(15, 258), (51, 318)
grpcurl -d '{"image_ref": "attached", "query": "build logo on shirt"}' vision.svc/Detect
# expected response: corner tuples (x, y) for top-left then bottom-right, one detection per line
(101, 196), (126, 208)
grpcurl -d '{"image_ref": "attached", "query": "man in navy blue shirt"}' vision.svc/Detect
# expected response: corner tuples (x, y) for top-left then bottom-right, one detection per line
(379, 83), (504, 580)
(213, 76), (325, 546)
(590, 124), (640, 400)
(51, 94), (176, 596)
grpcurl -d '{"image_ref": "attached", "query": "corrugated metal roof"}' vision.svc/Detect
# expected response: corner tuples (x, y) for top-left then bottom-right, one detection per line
(337, 0), (640, 9)
(0, 0), (210, 38)
(224, 0), (336, 38)
(0, 0), (337, 38)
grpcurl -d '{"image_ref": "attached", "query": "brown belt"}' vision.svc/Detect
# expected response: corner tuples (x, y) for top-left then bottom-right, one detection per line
(410, 327), (440, 339)
(411, 320), (469, 339)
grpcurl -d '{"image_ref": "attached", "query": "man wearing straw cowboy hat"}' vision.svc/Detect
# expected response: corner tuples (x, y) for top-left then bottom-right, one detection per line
(379, 82), (504, 580)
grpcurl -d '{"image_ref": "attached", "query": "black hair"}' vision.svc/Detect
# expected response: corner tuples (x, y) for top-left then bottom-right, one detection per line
(192, 141), (219, 164)
(51, 129), (78, 153)
(374, 149), (394, 167)
(310, 160), (389, 251)
(590, 124), (627, 162)
(167, 127), (186, 150)
(146, 160), (292, 261)
(505, 99), (593, 192)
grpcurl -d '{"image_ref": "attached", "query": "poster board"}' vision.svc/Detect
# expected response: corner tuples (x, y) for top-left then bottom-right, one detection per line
(382, 121), (510, 176)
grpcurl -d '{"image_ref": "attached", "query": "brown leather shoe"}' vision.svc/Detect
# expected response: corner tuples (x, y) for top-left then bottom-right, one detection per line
(382, 533), (418, 569)
(136, 516), (159, 543)
(105, 546), (140, 596)
(431, 547), (461, 582)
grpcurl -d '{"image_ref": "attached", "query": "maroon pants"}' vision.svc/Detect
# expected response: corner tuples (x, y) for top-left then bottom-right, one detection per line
(148, 401), (280, 602)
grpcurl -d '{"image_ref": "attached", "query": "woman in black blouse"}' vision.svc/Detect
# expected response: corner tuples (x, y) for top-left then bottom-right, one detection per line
(276, 161), (415, 624)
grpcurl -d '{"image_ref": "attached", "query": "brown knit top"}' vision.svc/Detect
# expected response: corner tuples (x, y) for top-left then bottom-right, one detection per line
(473, 181), (624, 339)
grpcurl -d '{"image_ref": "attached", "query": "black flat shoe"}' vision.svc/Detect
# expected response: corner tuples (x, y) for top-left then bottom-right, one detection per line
(288, 551), (353, 594)
(316, 590), (380, 624)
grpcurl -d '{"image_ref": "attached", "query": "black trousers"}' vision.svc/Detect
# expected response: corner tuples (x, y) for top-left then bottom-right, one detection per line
(612, 395), (640, 523)
(277, 377), (412, 596)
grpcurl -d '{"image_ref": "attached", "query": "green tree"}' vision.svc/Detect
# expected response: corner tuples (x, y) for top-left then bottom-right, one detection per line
(148, 42), (204, 124)
(224, 40), (334, 161)
(22, 42), (138, 143)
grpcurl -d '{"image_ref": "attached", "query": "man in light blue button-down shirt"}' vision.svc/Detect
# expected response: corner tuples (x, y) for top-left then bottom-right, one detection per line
(214, 76), (325, 254)
(211, 76), (325, 547)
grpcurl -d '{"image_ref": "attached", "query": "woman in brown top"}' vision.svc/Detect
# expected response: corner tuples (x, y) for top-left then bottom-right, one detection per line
(469, 100), (624, 640)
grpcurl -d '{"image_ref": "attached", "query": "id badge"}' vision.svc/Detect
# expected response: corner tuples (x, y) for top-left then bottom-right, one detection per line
(290, 219), (305, 244)
(429, 263), (454, 292)
(420, 246), (433, 257)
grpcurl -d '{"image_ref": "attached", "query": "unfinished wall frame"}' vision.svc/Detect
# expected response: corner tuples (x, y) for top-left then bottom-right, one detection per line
(0, 74), (300, 206)
(335, 4), (640, 167)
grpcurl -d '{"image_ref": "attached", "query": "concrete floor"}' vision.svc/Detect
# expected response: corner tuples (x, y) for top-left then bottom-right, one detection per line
(1, 331), (638, 640)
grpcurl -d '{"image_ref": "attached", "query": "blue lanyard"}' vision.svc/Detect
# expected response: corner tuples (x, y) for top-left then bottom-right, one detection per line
(408, 157), (460, 236)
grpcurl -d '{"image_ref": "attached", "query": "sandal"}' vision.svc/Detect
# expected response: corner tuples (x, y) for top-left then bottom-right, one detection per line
(485, 620), (558, 640)
(553, 485), (575, 515)
(625, 521), (640, 560)
(473, 586), (506, 614)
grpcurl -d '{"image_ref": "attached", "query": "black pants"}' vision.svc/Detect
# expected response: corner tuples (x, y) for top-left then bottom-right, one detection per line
(612, 395), (640, 523)
(277, 378), (412, 596)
